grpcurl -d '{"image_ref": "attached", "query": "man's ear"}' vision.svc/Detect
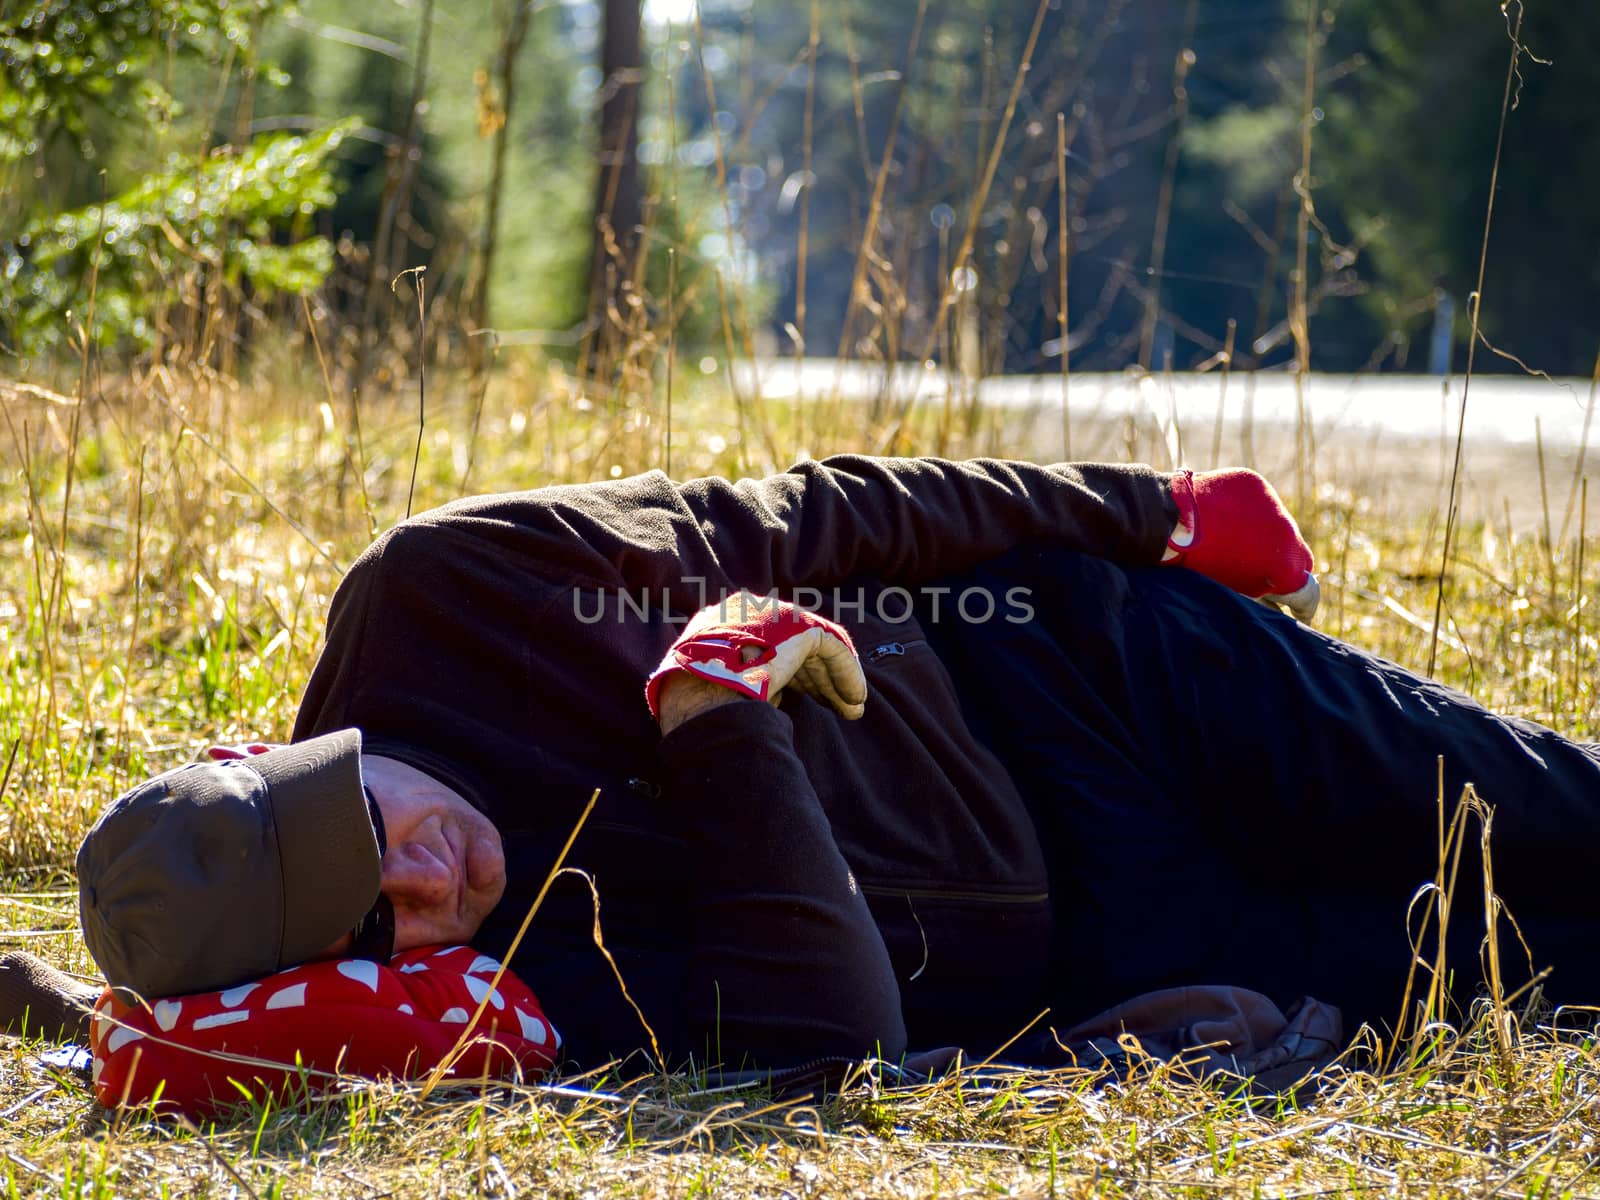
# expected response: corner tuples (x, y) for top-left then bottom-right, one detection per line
(204, 743), (280, 761)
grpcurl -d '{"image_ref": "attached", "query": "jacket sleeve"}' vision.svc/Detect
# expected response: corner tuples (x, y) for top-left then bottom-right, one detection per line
(656, 700), (907, 1065)
(424, 455), (1177, 595)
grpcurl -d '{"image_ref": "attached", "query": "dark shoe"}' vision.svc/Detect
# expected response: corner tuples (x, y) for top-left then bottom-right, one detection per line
(0, 951), (100, 1044)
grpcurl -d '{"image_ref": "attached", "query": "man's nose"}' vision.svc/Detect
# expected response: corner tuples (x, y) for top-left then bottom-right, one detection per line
(379, 842), (454, 906)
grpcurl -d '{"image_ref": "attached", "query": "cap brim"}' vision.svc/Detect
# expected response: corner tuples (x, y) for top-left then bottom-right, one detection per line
(253, 729), (383, 967)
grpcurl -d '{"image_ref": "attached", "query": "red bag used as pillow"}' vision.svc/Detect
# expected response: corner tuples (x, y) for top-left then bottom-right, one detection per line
(90, 945), (560, 1116)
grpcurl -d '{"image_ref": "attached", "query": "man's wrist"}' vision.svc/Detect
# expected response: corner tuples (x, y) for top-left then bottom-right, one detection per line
(657, 674), (755, 735)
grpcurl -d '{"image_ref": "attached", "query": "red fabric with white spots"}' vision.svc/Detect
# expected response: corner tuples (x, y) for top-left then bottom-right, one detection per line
(89, 946), (560, 1116)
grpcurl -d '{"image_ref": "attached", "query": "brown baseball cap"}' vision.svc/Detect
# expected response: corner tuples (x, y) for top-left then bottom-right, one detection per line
(76, 728), (382, 999)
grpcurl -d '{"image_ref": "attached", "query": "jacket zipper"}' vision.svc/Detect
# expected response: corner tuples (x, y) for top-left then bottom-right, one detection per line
(866, 638), (927, 663)
(859, 884), (1049, 904)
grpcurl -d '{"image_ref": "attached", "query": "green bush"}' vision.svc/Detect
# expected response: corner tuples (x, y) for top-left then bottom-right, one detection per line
(2, 120), (353, 355)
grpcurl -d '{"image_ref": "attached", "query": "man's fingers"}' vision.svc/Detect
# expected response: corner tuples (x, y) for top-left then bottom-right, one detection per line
(792, 638), (868, 715)
(832, 697), (867, 720)
(1257, 573), (1321, 623)
(815, 634), (867, 706)
(778, 631), (868, 719)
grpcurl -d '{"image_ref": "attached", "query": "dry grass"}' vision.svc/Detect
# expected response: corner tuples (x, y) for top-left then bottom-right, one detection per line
(2, 1024), (1600, 1198)
(4, 346), (1600, 1195)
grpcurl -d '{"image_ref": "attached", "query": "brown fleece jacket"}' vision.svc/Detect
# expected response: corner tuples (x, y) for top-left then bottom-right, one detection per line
(292, 455), (1177, 1068)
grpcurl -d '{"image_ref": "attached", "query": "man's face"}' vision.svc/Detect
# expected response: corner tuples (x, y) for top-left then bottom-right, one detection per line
(360, 754), (507, 951)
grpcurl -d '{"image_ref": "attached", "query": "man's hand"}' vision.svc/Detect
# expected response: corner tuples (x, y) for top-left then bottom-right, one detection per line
(1164, 469), (1319, 622)
(656, 674), (750, 735)
(646, 593), (868, 727)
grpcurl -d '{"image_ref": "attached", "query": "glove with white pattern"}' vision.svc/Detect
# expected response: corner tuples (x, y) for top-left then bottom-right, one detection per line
(646, 592), (868, 721)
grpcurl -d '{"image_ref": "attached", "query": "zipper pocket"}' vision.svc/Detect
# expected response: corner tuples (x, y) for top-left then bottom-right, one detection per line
(866, 638), (927, 663)
(859, 884), (1049, 904)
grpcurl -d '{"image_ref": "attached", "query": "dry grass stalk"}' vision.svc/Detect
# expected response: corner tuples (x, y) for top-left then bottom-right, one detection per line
(1137, 0), (1197, 373)
(1573, 476), (1588, 714)
(880, 0), (1052, 453)
(1427, 1), (1527, 679)
(664, 247), (677, 476)
(1536, 416), (1557, 600)
(1558, 346), (1600, 545)
(1288, 0), (1319, 511)
(826, 0), (928, 431)
(793, 0), (821, 457)
(1057, 111), (1071, 463)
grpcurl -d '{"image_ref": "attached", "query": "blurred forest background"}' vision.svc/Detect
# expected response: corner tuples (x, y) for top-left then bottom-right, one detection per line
(2, 0), (1597, 392)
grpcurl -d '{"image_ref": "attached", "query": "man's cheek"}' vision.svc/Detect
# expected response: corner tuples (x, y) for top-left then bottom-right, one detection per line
(467, 835), (507, 895)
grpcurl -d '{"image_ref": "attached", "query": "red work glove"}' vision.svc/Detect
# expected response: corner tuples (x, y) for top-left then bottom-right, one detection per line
(646, 592), (868, 720)
(1163, 469), (1320, 622)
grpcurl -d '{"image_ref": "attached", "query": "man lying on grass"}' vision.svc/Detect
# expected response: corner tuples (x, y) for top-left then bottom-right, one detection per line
(10, 455), (1600, 1083)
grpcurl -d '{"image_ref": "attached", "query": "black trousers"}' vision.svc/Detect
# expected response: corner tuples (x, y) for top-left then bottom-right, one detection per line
(925, 549), (1600, 1032)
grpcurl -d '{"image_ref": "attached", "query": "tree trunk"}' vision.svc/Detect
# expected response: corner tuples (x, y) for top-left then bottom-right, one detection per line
(469, 0), (533, 377)
(358, 0), (437, 388)
(585, 0), (644, 375)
